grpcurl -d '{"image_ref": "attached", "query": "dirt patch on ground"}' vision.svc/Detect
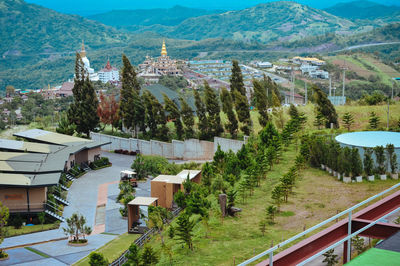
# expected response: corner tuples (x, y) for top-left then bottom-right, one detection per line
(277, 166), (398, 232)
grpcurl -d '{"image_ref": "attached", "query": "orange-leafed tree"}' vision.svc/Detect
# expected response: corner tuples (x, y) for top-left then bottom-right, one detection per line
(97, 92), (119, 132)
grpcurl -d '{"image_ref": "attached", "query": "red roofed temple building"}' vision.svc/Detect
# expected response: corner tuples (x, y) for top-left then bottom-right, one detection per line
(98, 59), (120, 84)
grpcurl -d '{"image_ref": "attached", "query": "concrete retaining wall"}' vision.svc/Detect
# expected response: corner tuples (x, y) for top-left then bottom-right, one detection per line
(90, 132), (246, 161)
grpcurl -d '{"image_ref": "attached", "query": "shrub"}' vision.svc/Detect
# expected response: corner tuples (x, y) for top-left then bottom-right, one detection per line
(91, 157), (110, 169)
(13, 214), (23, 229)
(89, 252), (108, 266)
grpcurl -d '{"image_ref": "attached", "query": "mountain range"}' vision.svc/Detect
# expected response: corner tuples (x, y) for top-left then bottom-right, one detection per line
(324, 0), (400, 20)
(1, 0), (400, 90)
(87, 5), (222, 29)
(23, 0), (400, 15)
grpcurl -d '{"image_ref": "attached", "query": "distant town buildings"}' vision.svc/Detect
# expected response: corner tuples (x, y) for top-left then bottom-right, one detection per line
(291, 56), (326, 66)
(255, 61), (273, 68)
(138, 40), (181, 83)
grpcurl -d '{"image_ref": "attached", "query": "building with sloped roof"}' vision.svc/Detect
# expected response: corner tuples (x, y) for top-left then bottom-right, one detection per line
(0, 129), (109, 218)
(150, 170), (201, 209)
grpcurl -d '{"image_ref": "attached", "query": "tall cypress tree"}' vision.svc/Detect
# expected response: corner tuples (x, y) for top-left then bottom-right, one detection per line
(204, 81), (223, 137)
(68, 53), (99, 137)
(312, 84), (339, 128)
(253, 79), (269, 127)
(220, 87), (238, 137)
(119, 54), (143, 133)
(262, 75), (282, 106)
(163, 94), (183, 140)
(230, 60), (246, 99)
(143, 91), (168, 140)
(180, 97), (195, 139)
(233, 90), (251, 136)
(194, 90), (208, 140)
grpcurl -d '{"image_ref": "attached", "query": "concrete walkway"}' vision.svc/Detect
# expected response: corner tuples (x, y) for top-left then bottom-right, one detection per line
(0, 151), (200, 264)
(0, 152), (141, 266)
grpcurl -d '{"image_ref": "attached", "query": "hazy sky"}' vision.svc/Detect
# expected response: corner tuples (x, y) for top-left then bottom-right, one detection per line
(25, 0), (400, 16)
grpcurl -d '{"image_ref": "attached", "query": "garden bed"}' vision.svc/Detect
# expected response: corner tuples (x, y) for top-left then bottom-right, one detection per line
(68, 239), (88, 247)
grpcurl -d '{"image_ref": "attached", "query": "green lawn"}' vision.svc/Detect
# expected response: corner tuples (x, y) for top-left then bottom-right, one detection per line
(74, 233), (140, 266)
(6, 223), (60, 238)
(140, 145), (397, 265)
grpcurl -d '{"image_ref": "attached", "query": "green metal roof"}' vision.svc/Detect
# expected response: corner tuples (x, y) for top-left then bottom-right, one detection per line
(345, 248), (400, 266)
(0, 139), (63, 154)
(0, 173), (61, 187)
(0, 152), (47, 162)
(0, 129), (110, 187)
(13, 129), (92, 146)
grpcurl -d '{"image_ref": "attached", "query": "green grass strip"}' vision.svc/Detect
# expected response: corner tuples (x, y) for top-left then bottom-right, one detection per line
(25, 247), (50, 258)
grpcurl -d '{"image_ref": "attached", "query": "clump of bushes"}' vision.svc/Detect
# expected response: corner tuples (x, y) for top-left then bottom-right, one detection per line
(131, 154), (201, 179)
(114, 149), (137, 155)
(89, 157), (111, 169)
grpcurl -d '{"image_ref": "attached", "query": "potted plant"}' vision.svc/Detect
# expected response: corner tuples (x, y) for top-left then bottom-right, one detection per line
(351, 148), (363, 182)
(63, 213), (92, 246)
(342, 147), (352, 183)
(374, 146), (386, 180)
(387, 144), (398, 180)
(364, 148), (374, 181)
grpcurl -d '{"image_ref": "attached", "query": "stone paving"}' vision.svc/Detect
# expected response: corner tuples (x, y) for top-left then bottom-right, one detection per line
(0, 152), (144, 265)
(0, 152), (203, 264)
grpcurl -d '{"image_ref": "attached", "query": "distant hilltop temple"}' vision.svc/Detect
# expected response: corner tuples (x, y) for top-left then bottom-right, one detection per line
(138, 40), (181, 83)
(79, 40), (120, 84)
(79, 40), (99, 82)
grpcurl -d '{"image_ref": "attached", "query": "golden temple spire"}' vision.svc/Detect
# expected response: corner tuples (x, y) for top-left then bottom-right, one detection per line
(80, 40), (86, 58)
(161, 39), (167, 56)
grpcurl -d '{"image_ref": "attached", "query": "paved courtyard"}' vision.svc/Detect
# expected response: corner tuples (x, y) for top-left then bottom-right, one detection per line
(0, 152), (151, 265)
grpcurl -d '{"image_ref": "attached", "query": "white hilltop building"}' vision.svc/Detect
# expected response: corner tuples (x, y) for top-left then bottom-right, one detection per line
(79, 41), (99, 82)
(98, 59), (120, 84)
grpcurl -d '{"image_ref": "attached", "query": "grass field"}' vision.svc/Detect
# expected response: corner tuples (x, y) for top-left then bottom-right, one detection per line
(141, 146), (398, 265)
(295, 102), (400, 132)
(5, 223), (59, 238)
(74, 233), (139, 266)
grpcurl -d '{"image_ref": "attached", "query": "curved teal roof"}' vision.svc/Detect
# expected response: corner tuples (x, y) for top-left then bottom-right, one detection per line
(335, 131), (400, 148)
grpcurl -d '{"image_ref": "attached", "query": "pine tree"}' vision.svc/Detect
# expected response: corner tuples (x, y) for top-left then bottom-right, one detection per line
(311, 84), (339, 128)
(163, 94), (183, 139)
(230, 60), (246, 98)
(141, 245), (159, 265)
(313, 110), (326, 130)
(57, 113), (76, 135)
(368, 111), (380, 129)
(363, 148), (374, 176)
(259, 122), (280, 149)
(253, 79), (269, 127)
(119, 54), (143, 133)
(204, 81), (223, 137)
(220, 87), (238, 137)
(143, 91), (168, 140)
(180, 97), (195, 139)
(387, 144), (398, 174)
(175, 213), (196, 250)
(265, 205), (277, 224)
(351, 148), (363, 178)
(342, 112), (354, 131)
(68, 53), (99, 137)
(233, 90), (251, 136)
(322, 249), (339, 266)
(194, 90), (208, 140)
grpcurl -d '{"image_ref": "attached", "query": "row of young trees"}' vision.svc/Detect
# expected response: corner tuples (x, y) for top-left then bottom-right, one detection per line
(306, 135), (398, 179)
